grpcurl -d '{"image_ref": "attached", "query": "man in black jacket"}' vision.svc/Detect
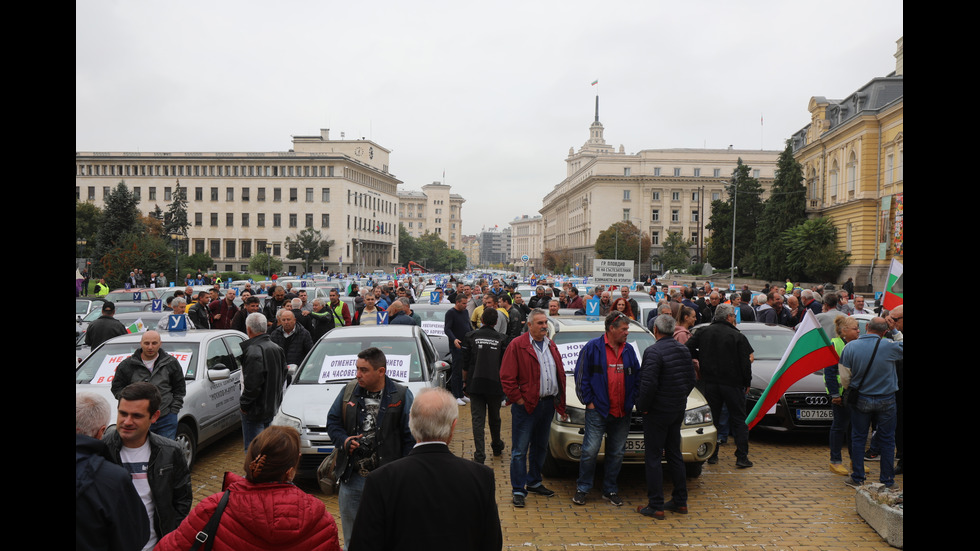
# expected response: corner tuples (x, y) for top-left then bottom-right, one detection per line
(686, 304), (754, 468)
(240, 312), (287, 450)
(270, 308), (313, 366)
(186, 291), (212, 329)
(636, 314), (697, 519)
(84, 302), (127, 349)
(462, 308), (509, 463)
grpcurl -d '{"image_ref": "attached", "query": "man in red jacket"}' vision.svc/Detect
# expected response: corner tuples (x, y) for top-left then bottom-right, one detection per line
(500, 309), (567, 508)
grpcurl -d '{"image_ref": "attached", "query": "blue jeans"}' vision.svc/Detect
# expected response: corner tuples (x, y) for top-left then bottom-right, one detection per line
(510, 398), (555, 494)
(829, 402), (850, 463)
(576, 409), (630, 494)
(151, 412), (178, 440)
(339, 471), (366, 550)
(849, 394), (897, 486)
(241, 413), (273, 451)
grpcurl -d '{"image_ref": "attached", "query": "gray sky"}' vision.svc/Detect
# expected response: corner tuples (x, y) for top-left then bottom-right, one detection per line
(77, 1), (903, 236)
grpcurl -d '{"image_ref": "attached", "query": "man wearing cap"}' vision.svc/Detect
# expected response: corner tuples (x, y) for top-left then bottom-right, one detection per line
(85, 302), (128, 349)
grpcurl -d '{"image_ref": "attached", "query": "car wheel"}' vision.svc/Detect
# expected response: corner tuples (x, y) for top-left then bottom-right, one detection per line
(176, 422), (197, 469)
(685, 461), (704, 479)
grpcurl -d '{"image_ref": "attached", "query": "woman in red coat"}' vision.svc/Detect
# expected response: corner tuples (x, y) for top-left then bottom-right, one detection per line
(156, 426), (339, 551)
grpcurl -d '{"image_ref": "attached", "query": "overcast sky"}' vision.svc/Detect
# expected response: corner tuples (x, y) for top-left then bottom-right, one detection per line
(77, 1), (903, 236)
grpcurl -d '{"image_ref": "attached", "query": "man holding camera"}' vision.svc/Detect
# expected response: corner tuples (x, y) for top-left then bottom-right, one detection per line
(327, 347), (415, 549)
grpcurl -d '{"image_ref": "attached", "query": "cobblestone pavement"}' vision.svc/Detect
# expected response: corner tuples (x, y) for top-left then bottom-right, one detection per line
(191, 405), (901, 550)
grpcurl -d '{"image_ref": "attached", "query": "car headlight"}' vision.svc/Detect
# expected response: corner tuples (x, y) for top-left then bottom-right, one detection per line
(560, 405), (586, 425)
(684, 405), (712, 426)
(272, 411), (303, 431)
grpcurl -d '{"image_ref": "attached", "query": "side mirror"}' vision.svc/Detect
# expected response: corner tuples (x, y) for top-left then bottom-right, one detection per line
(207, 365), (230, 382)
(433, 360), (451, 373)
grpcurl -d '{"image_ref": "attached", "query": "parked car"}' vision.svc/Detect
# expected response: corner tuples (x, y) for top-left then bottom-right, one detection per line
(104, 288), (164, 304)
(545, 316), (716, 478)
(75, 329), (246, 467)
(691, 322), (832, 431)
(76, 301), (158, 339)
(273, 324), (450, 476)
(408, 303), (454, 362)
(76, 311), (170, 363)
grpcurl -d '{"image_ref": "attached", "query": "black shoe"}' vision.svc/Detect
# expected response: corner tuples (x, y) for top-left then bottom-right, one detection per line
(707, 455), (719, 465)
(844, 476), (862, 489)
(894, 462), (903, 475)
(572, 491), (587, 505)
(513, 494), (526, 507)
(735, 457), (754, 468)
(492, 448), (504, 457)
(526, 484), (555, 497)
(637, 506), (665, 520)
(664, 500), (688, 514)
(602, 492), (624, 506)
(864, 450), (880, 461)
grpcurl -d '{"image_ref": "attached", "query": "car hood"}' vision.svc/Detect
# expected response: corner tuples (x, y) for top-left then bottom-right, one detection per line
(750, 358), (826, 392)
(562, 374), (709, 411)
(280, 379), (430, 428)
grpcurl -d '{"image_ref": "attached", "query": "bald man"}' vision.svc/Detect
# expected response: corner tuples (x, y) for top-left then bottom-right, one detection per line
(109, 330), (186, 439)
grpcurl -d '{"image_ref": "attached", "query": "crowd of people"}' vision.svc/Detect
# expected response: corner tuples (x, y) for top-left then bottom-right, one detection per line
(78, 271), (902, 550)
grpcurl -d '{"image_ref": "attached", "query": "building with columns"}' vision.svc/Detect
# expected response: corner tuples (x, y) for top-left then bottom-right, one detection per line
(540, 99), (780, 276)
(76, 129), (401, 274)
(790, 37), (903, 289)
(397, 181), (465, 250)
(510, 215), (543, 273)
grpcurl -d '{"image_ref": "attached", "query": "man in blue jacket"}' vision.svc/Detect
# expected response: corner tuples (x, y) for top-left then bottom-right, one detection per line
(571, 312), (640, 507)
(636, 314), (696, 519)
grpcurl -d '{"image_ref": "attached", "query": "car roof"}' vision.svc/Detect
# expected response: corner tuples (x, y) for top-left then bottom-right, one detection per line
(321, 324), (419, 339)
(98, 329), (243, 344)
(693, 321), (794, 333)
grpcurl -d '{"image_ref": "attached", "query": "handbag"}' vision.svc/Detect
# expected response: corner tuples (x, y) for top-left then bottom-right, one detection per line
(190, 490), (230, 551)
(317, 380), (358, 494)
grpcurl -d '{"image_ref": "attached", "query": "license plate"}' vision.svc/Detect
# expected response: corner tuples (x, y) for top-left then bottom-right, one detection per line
(796, 409), (833, 420)
(624, 439), (645, 452)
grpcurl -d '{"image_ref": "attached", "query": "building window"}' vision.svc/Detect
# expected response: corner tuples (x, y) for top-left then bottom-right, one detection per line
(274, 188), (282, 202)
(133, 187), (141, 201)
(691, 191), (698, 201)
(408, 222), (413, 228)
(624, 167), (631, 176)
(712, 191), (720, 201)
(753, 169), (761, 178)
(713, 169), (721, 177)
(290, 188), (298, 202)
(195, 239), (205, 254)
(692, 210), (699, 222)
(327, 166), (335, 177)
(651, 231), (660, 245)
(195, 187), (203, 201)
(846, 152), (857, 193)
(194, 213), (202, 226)
(242, 213), (249, 227)
(654, 168), (661, 177)
(241, 241), (251, 259)
(258, 213), (265, 227)
(671, 209), (680, 222)
(651, 209), (660, 222)
(623, 208), (631, 221)
(226, 188), (234, 201)
(226, 213), (233, 227)
(321, 214), (329, 228)
(210, 240), (220, 258)
(673, 168), (681, 177)
(305, 214), (313, 227)
(693, 168), (701, 177)
(149, 187), (157, 201)
(623, 190), (631, 201)
(273, 244), (281, 256)
(211, 188), (218, 201)
(289, 214), (297, 228)
(672, 191), (680, 201)
(242, 188), (249, 201)
(322, 188), (330, 202)
(210, 213), (218, 227)
(652, 191), (660, 201)
(273, 213), (281, 227)
(258, 188), (266, 201)
(225, 240), (235, 259)
(164, 187), (172, 201)
(306, 188), (314, 202)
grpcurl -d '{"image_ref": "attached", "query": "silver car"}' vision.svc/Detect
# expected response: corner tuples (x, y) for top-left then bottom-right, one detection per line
(75, 329), (246, 467)
(273, 324), (450, 476)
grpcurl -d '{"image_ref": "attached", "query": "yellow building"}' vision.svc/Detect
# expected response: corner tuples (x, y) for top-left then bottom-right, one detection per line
(791, 37), (903, 289)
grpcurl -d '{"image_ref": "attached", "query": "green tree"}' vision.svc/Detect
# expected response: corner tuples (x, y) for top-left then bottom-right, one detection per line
(76, 201), (103, 251)
(184, 252), (215, 273)
(705, 158), (764, 273)
(286, 227), (335, 273)
(99, 233), (172, 288)
(661, 231), (693, 270)
(542, 248), (573, 274)
(594, 221), (651, 263)
(249, 252), (283, 276)
(164, 181), (189, 238)
(752, 142), (807, 279)
(398, 225), (419, 266)
(781, 217), (850, 281)
(95, 181), (143, 260)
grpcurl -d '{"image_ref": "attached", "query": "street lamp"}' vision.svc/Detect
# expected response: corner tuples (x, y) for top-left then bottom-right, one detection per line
(724, 179), (738, 288)
(303, 247), (311, 276)
(265, 245), (272, 279)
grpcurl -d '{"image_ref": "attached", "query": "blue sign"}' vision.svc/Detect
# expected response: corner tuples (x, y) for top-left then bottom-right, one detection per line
(151, 299), (163, 312)
(729, 283), (736, 291)
(734, 306), (742, 324)
(166, 314), (188, 331)
(655, 292), (665, 302)
(124, 283), (131, 289)
(585, 297), (600, 316)
(377, 311), (388, 325)
(874, 291), (883, 300)
(132, 291), (142, 302)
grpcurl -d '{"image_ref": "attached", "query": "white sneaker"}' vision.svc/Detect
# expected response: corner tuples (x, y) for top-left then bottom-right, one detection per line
(457, 398), (467, 406)
(462, 396), (471, 403)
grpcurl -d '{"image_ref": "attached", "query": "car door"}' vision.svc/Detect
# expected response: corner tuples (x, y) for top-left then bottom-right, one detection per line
(195, 334), (244, 441)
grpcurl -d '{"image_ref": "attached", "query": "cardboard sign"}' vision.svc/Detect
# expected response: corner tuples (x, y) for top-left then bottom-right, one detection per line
(421, 321), (444, 337)
(318, 354), (412, 383)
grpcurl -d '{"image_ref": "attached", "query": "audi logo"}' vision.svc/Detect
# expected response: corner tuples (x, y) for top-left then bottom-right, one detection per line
(805, 396), (829, 406)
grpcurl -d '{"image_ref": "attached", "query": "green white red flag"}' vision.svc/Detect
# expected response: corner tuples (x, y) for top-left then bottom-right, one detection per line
(125, 319), (146, 334)
(882, 258), (903, 310)
(746, 310), (839, 430)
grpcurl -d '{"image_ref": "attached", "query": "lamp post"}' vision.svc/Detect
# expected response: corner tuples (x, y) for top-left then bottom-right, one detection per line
(265, 245), (272, 279)
(303, 247), (311, 276)
(725, 179), (738, 288)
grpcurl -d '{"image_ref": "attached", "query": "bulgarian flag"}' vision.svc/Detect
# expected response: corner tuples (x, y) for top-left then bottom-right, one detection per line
(125, 319), (146, 334)
(882, 259), (903, 310)
(746, 310), (839, 430)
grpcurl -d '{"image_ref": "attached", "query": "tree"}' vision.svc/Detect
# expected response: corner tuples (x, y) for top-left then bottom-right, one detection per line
(285, 227), (335, 273)
(543, 248), (573, 274)
(184, 252), (215, 273)
(781, 217), (850, 282)
(398, 226), (420, 267)
(661, 231), (693, 270)
(593, 221), (651, 264)
(99, 233), (172, 288)
(705, 158), (764, 273)
(95, 181), (143, 260)
(752, 142), (807, 279)
(164, 181), (189, 238)
(249, 252), (283, 276)
(76, 201), (103, 251)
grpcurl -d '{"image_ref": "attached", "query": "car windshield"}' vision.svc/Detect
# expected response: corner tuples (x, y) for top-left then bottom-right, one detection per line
(76, 342), (198, 384)
(105, 290), (157, 303)
(77, 301), (91, 315)
(550, 330), (655, 374)
(294, 337), (423, 384)
(743, 330), (794, 361)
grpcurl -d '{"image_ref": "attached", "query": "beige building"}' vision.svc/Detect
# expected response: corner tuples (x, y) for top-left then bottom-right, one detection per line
(461, 235), (480, 269)
(397, 182), (465, 250)
(791, 37), (903, 289)
(541, 102), (780, 275)
(509, 215), (544, 273)
(76, 129), (401, 274)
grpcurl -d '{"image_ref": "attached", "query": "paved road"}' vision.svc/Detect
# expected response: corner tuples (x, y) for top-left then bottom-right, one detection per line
(190, 405), (900, 550)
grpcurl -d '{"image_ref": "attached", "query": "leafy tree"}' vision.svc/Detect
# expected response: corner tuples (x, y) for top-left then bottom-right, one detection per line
(543, 248), (573, 274)
(705, 158), (764, 273)
(95, 181), (143, 260)
(164, 181), (189, 238)
(249, 252), (283, 276)
(594, 221), (651, 264)
(752, 142), (807, 279)
(781, 217), (850, 281)
(184, 252), (215, 273)
(76, 201), (103, 251)
(99, 233), (172, 288)
(398, 226), (419, 266)
(435, 248), (467, 273)
(286, 227), (335, 273)
(142, 212), (164, 237)
(661, 231), (693, 270)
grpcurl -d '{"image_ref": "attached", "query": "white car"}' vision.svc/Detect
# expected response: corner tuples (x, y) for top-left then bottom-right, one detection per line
(75, 330), (246, 467)
(273, 324), (450, 477)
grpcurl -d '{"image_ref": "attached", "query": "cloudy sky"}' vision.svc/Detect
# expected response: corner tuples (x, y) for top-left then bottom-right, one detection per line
(77, 1), (903, 235)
